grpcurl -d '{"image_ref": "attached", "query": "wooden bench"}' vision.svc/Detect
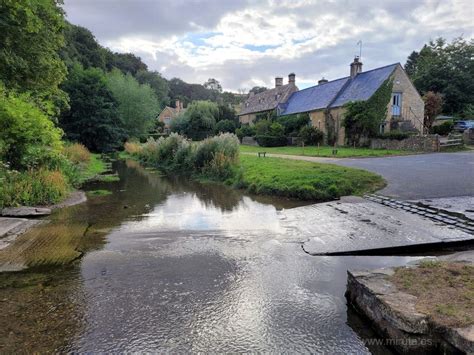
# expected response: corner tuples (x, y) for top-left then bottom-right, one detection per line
(258, 152), (266, 157)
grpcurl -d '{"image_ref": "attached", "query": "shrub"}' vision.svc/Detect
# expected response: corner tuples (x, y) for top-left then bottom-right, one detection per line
(0, 85), (63, 170)
(63, 143), (91, 164)
(170, 100), (218, 140)
(255, 135), (287, 147)
(255, 119), (272, 135)
(124, 141), (143, 155)
(215, 119), (237, 133)
(277, 113), (310, 135)
(235, 124), (256, 140)
(299, 126), (324, 145)
(376, 130), (410, 140)
(0, 167), (69, 208)
(431, 121), (454, 136)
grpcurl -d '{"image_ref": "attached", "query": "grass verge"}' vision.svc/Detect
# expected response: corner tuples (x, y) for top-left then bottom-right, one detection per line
(390, 260), (474, 328)
(240, 145), (414, 158)
(77, 154), (109, 183)
(233, 155), (385, 201)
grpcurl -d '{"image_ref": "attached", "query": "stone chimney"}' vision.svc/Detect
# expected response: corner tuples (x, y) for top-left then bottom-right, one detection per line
(275, 77), (283, 87)
(318, 77), (328, 85)
(288, 73), (295, 85)
(350, 56), (363, 78)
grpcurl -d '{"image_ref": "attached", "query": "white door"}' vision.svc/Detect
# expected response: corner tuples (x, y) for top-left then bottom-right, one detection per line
(392, 93), (402, 116)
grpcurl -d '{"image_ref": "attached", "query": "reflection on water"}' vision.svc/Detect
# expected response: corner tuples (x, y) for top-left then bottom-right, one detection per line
(1, 160), (421, 353)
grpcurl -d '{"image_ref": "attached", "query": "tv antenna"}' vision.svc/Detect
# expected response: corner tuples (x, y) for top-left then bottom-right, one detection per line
(356, 40), (362, 61)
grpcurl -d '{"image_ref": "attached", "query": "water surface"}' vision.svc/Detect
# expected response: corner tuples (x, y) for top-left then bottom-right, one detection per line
(1, 160), (418, 353)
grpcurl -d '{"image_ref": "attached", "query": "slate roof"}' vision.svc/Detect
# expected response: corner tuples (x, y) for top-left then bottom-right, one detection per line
(281, 77), (350, 115)
(281, 63), (399, 115)
(239, 83), (298, 116)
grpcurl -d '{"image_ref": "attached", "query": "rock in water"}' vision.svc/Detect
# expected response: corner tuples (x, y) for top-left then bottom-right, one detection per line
(1, 207), (51, 217)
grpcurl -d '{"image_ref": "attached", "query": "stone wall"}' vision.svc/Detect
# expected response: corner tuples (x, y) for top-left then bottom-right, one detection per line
(463, 128), (474, 145)
(370, 135), (439, 152)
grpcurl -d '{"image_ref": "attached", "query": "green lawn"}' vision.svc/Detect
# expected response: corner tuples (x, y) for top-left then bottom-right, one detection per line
(240, 144), (414, 158)
(236, 155), (385, 201)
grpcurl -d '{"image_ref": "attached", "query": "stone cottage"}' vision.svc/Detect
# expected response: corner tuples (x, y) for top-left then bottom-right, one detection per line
(238, 73), (299, 124)
(157, 100), (186, 133)
(280, 58), (425, 145)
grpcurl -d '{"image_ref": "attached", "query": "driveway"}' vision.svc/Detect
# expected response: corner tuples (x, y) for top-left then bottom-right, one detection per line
(256, 151), (474, 200)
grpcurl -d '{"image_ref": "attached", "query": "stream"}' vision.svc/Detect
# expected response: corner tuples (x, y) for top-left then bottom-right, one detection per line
(0, 160), (421, 353)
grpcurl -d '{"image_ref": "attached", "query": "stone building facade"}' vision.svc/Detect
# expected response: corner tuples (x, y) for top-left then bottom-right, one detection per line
(157, 100), (186, 133)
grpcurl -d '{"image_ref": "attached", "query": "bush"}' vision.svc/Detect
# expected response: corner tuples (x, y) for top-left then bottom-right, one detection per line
(0, 167), (69, 208)
(124, 141), (143, 155)
(63, 143), (91, 164)
(170, 100), (218, 140)
(255, 119), (272, 135)
(215, 119), (237, 133)
(431, 121), (454, 136)
(235, 125), (256, 140)
(375, 130), (410, 140)
(255, 135), (287, 147)
(0, 85), (63, 170)
(299, 126), (324, 145)
(134, 133), (240, 181)
(277, 113), (310, 135)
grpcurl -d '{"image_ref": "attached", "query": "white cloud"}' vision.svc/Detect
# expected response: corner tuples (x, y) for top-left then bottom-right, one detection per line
(63, 0), (474, 91)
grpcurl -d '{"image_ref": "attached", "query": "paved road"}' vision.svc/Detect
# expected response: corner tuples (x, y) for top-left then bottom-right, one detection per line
(257, 151), (474, 200)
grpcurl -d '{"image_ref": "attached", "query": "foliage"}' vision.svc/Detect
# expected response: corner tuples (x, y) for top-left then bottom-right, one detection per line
(124, 141), (143, 155)
(59, 64), (125, 152)
(106, 69), (160, 139)
(462, 104), (474, 118)
(235, 124), (256, 140)
(405, 37), (474, 115)
(343, 78), (393, 145)
(375, 130), (410, 140)
(203, 78), (222, 93)
(62, 143), (91, 164)
(103, 51), (148, 75)
(171, 100), (218, 140)
(61, 23), (106, 70)
(299, 126), (324, 145)
(0, 167), (69, 208)
(255, 135), (287, 147)
(0, 84), (63, 170)
(255, 119), (272, 135)
(216, 119), (237, 133)
(135, 133), (239, 181)
(423, 91), (444, 129)
(234, 155), (385, 201)
(135, 70), (170, 109)
(276, 113), (310, 135)
(217, 104), (236, 122)
(431, 121), (454, 136)
(0, 0), (68, 113)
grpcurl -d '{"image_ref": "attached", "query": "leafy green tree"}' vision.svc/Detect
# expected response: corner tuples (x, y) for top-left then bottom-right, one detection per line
(423, 91), (444, 130)
(405, 37), (474, 115)
(135, 70), (170, 109)
(106, 69), (160, 139)
(60, 65), (125, 152)
(249, 86), (268, 94)
(104, 51), (148, 75)
(61, 23), (106, 70)
(215, 119), (236, 133)
(277, 113), (310, 135)
(0, 83), (63, 170)
(203, 78), (223, 93)
(299, 126), (323, 145)
(255, 119), (272, 135)
(171, 100), (218, 140)
(0, 0), (68, 113)
(217, 104), (236, 122)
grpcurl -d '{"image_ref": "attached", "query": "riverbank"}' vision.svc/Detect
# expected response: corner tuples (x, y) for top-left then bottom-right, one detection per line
(346, 253), (474, 353)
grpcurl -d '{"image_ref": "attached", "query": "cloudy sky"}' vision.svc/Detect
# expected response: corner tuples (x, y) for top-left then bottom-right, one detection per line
(63, 0), (473, 91)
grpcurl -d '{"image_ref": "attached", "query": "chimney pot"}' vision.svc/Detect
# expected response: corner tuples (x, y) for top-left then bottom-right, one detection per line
(288, 73), (295, 85)
(275, 77), (283, 87)
(318, 77), (328, 85)
(350, 56), (363, 78)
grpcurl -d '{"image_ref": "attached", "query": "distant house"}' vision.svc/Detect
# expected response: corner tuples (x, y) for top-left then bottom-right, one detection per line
(238, 73), (299, 124)
(280, 58), (424, 144)
(157, 100), (186, 133)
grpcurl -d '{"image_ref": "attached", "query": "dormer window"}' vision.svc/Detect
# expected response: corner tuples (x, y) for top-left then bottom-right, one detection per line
(275, 94), (281, 100)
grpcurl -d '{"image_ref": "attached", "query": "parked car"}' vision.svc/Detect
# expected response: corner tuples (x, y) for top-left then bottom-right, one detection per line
(453, 120), (474, 132)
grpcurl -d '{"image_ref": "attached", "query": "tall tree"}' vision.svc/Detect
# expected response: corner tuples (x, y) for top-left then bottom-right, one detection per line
(423, 91), (444, 131)
(0, 0), (68, 113)
(104, 51), (148, 75)
(135, 70), (170, 109)
(106, 69), (160, 139)
(405, 37), (474, 115)
(60, 64), (125, 152)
